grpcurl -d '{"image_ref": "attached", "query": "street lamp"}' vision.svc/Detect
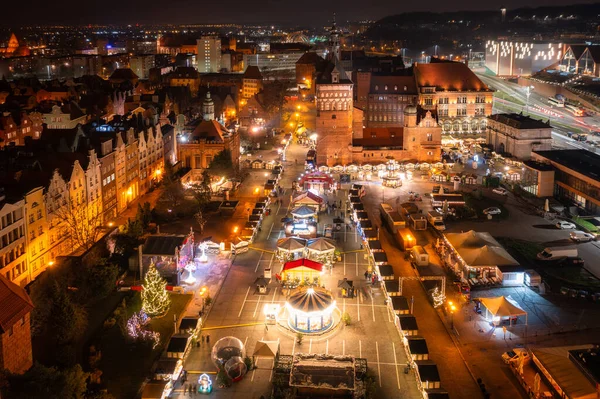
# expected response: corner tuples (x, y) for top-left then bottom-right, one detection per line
(524, 85), (534, 114)
(450, 304), (456, 329)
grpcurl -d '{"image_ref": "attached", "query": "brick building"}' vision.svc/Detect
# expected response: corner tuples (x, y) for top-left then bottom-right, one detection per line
(487, 113), (552, 160)
(0, 273), (34, 374)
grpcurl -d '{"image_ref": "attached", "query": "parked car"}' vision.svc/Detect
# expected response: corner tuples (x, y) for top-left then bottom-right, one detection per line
(492, 188), (508, 196)
(483, 207), (501, 215)
(570, 231), (595, 243)
(556, 221), (576, 229)
(502, 348), (530, 364)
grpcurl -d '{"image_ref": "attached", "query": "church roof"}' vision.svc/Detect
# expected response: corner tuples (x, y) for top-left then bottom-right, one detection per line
(316, 56), (351, 84)
(109, 68), (139, 81)
(353, 128), (404, 148)
(296, 51), (324, 65)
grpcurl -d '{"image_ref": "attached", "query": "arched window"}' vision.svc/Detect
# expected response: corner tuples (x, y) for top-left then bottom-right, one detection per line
(384, 85), (388, 90)
(375, 85), (379, 91)
(394, 85), (398, 91)
(480, 119), (487, 130)
(443, 121), (451, 132)
(453, 121), (460, 131)
(462, 121), (469, 131)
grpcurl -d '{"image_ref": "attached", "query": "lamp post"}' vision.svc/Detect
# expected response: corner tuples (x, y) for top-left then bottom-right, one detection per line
(524, 86), (534, 114)
(448, 301), (456, 330)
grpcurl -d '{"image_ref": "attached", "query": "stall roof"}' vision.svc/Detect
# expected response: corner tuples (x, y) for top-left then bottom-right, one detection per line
(142, 381), (169, 399)
(167, 334), (190, 354)
(306, 237), (336, 252)
(355, 211), (369, 220)
(416, 361), (440, 382)
(479, 296), (527, 318)
(142, 235), (186, 255)
(364, 229), (377, 238)
(378, 265), (394, 277)
(384, 280), (399, 293)
(220, 200), (239, 209)
(426, 389), (450, 399)
(156, 357), (180, 374)
(532, 345), (598, 399)
(253, 340), (280, 357)
(373, 252), (388, 263)
(291, 205), (317, 217)
(368, 240), (382, 250)
(391, 296), (409, 311)
(407, 337), (429, 354)
(283, 258), (322, 272)
(277, 237), (307, 252)
(289, 354), (356, 390)
(179, 317), (199, 331)
(399, 315), (418, 331)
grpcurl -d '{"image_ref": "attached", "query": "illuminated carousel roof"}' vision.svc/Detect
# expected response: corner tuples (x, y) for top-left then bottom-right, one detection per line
(287, 288), (334, 313)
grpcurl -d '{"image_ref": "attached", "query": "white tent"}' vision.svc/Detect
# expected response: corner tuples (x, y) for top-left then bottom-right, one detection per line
(252, 340), (280, 358)
(306, 238), (336, 253)
(277, 237), (307, 253)
(479, 296), (527, 325)
(291, 205), (316, 219)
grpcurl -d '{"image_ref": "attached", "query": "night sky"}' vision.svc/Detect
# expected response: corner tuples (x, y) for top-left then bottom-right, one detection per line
(4, 0), (599, 26)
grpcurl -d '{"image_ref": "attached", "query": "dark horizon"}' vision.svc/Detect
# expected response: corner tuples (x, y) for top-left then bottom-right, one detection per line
(2, 0), (600, 28)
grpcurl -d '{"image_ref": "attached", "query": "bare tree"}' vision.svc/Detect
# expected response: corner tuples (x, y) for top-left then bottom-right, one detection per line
(194, 211), (208, 234)
(53, 197), (102, 251)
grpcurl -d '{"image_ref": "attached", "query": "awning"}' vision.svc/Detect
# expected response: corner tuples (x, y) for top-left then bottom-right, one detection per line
(252, 340), (280, 357)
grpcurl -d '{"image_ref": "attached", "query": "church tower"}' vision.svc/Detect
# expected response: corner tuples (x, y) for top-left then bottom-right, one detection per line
(327, 13), (342, 62)
(202, 90), (214, 121)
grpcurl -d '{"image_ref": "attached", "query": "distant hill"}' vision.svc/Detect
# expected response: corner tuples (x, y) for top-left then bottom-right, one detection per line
(365, 3), (600, 46)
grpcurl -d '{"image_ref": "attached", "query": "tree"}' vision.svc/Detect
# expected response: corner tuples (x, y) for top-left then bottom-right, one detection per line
(136, 202), (152, 229)
(141, 262), (171, 317)
(194, 211), (208, 234)
(208, 149), (233, 173)
(261, 80), (288, 117)
(48, 282), (87, 345)
(81, 259), (120, 301)
(4, 363), (88, 399)
(187, 183), (211, 209)
(161, 178), (185, 209)
(53, 196), (102, 251)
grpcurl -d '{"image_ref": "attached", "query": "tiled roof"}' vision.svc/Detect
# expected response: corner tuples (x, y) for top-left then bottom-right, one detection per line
(171, 67), (199, 79)
(354, 128), (404, 148)
(296, 51), (324, 65)
(0, 274), (34, 333)
(370, 75), (417, 94)
(415, 60), (490, 92)
(110, 68), (139, 81)
(191, 120), (228, 142)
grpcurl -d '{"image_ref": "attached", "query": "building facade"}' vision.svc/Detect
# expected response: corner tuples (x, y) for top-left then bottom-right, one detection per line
(170, 67), (201, 95)
(485, 41), (564, 77)
(242, 66), (263, 99)
(487, 113), (552, 160)
(0, 197), (27, 286)
(197, 36), (222, 73)
(130, 55), (155, 80)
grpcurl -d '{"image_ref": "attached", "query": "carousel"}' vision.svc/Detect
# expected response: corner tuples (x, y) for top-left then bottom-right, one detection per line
(286, 287), (337, 333)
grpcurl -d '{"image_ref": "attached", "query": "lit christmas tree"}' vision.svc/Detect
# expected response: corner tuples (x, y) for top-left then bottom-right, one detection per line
(431, 286), (446, 308)
(141, 261), (171, 317)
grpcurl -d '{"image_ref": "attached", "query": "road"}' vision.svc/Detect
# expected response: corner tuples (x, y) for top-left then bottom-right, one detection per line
(477, 74), (600, 151)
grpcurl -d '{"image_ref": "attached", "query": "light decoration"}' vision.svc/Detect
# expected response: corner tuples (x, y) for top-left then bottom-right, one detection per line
(182, 262), (197, 285)
(198, 242), (209, 263)
(431, 286), (446, 308)
(198, 373), (213, 394)
(141, 261), (171, 317)
(126, 310), (161, 349)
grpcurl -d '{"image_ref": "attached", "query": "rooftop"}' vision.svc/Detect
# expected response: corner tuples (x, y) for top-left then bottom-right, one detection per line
(414, 60), (491, 92)
(488, 113), (551, 129)
(289, 354), (357, 391)
(407, 337), (429, 354)
(243, 65), (263, 80)
(142, 235), (186, 255)
(416, 361), (440, 382)
(399, 315), (419, 331)
(391, 296), (410, 311)
(167, 334), (190, 353)
(0, 274), (34, 333)
(533, 149), (600, 182)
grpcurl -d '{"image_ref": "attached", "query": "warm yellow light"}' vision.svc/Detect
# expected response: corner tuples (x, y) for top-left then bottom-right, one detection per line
(233, 226), (239, 233)
(254, 187), (260, 194)
(289, 122), (294, 127)
(295, 113), (299, 117)
(108, 222), (114, 227)
(448, 300), (453, 306)
(297, 105), (301, 109)
(155, 169), (162, 176)
(127, 188), (133, 196)
(48, 261), (54, 266)
(450, 305), (456, 312)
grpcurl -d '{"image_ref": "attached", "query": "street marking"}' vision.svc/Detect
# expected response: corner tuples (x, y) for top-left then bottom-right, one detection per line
(204, 322), (262, 330)
(356, 293), (361, 321)
(355, 253), (359, 275)
(244, 336), (248, 350)
(251, 357), (258, 381)
(254, 251), (264, 273)
(238, 286), (251, 318)
(271, 286), (277, 303)
(372, 294), (376, 322)
(343, 298), (346, 314)
(376, 341), (382, 387)
(268, 222), (274, 239)
(326, 339), (329, 355)
(343, 340), (345, 355)
(393, 342), (401, 389)
(359, 340), (362, 358)
(267, 253), (274, 276)
(253, 295), (262, 318)
(309, 339), (312, 354)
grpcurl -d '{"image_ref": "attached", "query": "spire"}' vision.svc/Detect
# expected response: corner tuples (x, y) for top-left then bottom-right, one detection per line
(202, 90), (214, 121)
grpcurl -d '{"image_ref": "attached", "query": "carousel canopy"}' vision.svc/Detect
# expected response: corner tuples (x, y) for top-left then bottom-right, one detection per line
(277, 237), (307, 252)
(293, 191), (324, 205)
(479, 296), (527, 318)
(287, 287), (334, 313)
(283, 258), (322, 273)
(291, 205), (316, 218)
(306, 237), (336, 252)
(445, 230), (518, 267)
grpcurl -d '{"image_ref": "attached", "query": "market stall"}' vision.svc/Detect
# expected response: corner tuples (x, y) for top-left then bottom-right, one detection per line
(292, 191), (324, 212)
(276, 237), (307, 261)
(291, 205), (317, 221)
(478, 296), (528, 326)
(280, 258), (323, 286)
(306, 237), (336, 263)
(298, 172), (334, 193)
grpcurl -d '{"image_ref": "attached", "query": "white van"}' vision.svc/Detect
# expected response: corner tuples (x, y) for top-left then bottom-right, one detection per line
(427, 211), (445, 231)
(537, 247), (578, 261)
(410, 246), (429, 266)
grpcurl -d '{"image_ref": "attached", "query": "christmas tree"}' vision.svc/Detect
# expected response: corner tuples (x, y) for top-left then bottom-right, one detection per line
(142, 261), (171, 317)
(431, 286), (446, 308)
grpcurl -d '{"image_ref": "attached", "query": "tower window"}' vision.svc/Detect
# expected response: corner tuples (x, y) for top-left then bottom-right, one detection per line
(332, 115), (336, 119)
(384, 85), (388, 90)
(375, 85), (379, 90)
(394, 86), (398, 91)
